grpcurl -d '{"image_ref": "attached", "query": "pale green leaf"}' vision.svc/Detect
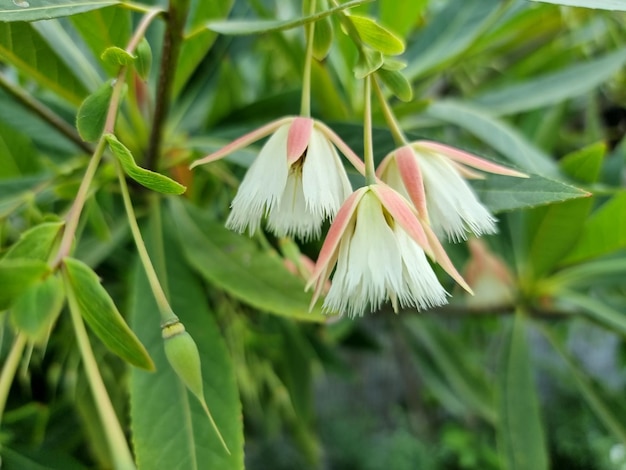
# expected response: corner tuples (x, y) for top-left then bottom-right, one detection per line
(312, 9), (333, 60)
(62, 257), (154, 370)
(380, 0), (427, 38)
(0, 121), (40, 178)
(205, 0), (370, 35)
(130, 212), (244, 469)
(100, 45), (135, 66)
(0, 0), (118, 22)
(0, 259), (50, 310)
(377, 68), (412, 102)
(3, 221), (64, 262)
(530, 0), (626, 10)
(354, 47), (383, 79)
(349, 14), (405, 55)
(168, 199), (327, 322)
(559, 142), (605, 183)
(104, 134), (186, 195)
(76, 81), (113, 142)
(472, 48), (626, 115)
(561, 290), (626, 338)
(498, 313), (548, 470)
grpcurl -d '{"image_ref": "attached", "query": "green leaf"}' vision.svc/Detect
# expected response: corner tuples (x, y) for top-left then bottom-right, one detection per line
(540, 325), (626, 444)
(563, 191), (626, 264)
(100, 46), (135, 66)
(205, 0), (370, 35)
(11, 274), (65, 343)
(472, 174), (590, 213)
(0, 174), (49, 218)
(472, 48), (626, 115)
(62, 257), (154, 370)
(130, 211), (244, 469)
(0, 259), (50, 310)
(354, 47), (383, 79)
(135, 38), (152, 80)
(561, 290), (626, 338)
(311, 0), (333, 60)
(76, 81), (113, 143)
(498, 313), (548, 470)
(0, 22), (88, 105)
(168, 199), (327, 322)
(376, 68), (412, 102)
(3, 221), (64, 262)
(349, 14), (405, 55)
(425, 100), (559, 175)
(379, 0), (427, 38)
(0, 121), (40, 178)
(530, 0), (626, 10)
(0, 0), (118, 22)
(559, 142), (605, 183)
(104, 134), (186, 195)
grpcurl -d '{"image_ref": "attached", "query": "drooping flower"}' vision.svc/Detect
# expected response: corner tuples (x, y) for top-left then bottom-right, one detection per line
(191, 117), (365, 239)
(378, 142), (527, 242)
(307, 183), (472, 317)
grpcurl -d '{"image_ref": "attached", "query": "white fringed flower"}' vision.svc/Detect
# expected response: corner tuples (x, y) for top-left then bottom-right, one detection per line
(378, 143), (527, 242)
(307, 184), (472, 317)
(191, 117), (362, 239)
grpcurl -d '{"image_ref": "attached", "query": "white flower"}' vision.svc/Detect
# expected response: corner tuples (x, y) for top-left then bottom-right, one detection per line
(191, 117), (362, 239)
(378, 143), (528, 242)
(307, 184), (472, 317)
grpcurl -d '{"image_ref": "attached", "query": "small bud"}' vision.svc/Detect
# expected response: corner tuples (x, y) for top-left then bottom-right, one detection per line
(162, 320), (231, 454)
(135, 38), (152, 81)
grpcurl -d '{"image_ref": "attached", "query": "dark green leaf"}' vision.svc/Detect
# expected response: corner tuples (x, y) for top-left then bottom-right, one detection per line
(11, 274), (65, 342)
(62, 257), (154, 370)
(376, 68), (412, 102)
(498, 313), (548, 470)
(349, 14), (405, 55)
(0, 0), (118, 22)
(168, 199), (327, 322)
(3, 221), (64, 262)
(100, 46), (135, 66)
(205, 0), (370, 35)
(0, 22), (88, 105)
(0, 259), (50, 310)
(130, 211), (244, 469)
(76, 81), (113, 143)
(104, 134), (186, 195)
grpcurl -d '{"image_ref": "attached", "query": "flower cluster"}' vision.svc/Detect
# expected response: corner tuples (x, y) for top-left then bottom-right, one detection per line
(192, 117), (526, 317)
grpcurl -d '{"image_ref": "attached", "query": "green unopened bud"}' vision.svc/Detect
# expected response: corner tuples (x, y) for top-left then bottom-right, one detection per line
(135, 38), (152, 81)
(162, 320), (230, 454)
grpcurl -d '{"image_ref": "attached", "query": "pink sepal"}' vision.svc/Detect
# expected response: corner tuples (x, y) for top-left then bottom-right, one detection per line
(315, 121), (367, 175)
(423, 223), (473, 295)
(189, 116), (293, 169)
(395, 146), (429, 219)
(414, 141), (529, 178)
(306, 188), (366, 289)
(287, 117), (314, 164)
(371, 184), (432, 256)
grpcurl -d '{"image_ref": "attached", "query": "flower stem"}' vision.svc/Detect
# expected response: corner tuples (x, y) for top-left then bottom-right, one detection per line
(372, 77), (408, 146)
(64, 281), (136, 470)
(115, 162), (177, 325)
(363, 75), (376, 185)
(300, 0), (317, 117)
(0, 333), (27, 426)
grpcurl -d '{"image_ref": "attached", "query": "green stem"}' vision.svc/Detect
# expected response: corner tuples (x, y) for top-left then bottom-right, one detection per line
(65, 282), (136, 470)
(372, 76), (408, 146)
(0, 333), (27, 425)
(115, 162), (177, 325)
(300, 0), (317, 117)
(363, 75), (376, 185)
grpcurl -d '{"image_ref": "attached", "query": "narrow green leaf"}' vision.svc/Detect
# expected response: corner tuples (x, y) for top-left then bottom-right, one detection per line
(540, 325), (626, 444)
(130, 212), (244, 469)
(11, 274), (65, 343)
(100, 46), (135, 66)
(205, 0), (370, 35)
(561, 290), (626, 338)
(62, 257), (154, 370)
(425, 100), (559, 175)
(472, 173), (590, 213)
(349, 14), (405, 55)
(472, 48), (626, 115)
(168, 199), (327, 322)
(0, 0), (118, 22)
(0, 259), (50, 310)
(376, 68), (412, 102)
(530, 0), (626, 10)
(0, 22), (88, 105)
(3, 221), (64, 262)
(563, 191), (626, 264)
(104, 134), (186, 195)
(498, 313), (548, 470)
(76, 81), (113, 143)
(135, 38), (152, 80)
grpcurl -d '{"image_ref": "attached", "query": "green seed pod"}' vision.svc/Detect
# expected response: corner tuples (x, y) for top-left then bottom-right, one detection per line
(162, 320), (204, 400)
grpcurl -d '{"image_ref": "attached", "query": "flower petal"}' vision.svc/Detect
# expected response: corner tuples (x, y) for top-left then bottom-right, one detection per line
(314, 121), (367, 175)
(190, 117), (292, 168)
(287, 117), (314, 164)
(423, 223), (473, 295)
(395, 145), (429, 219)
